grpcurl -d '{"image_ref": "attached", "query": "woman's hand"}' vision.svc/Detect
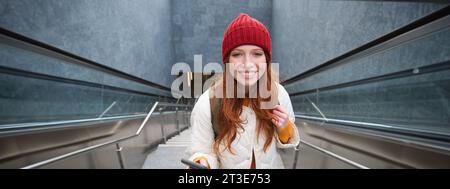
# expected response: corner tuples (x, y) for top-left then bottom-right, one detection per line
(186, 158), (210, 169)
(195, 158), (209, 169)
(271, 105), (289, 129)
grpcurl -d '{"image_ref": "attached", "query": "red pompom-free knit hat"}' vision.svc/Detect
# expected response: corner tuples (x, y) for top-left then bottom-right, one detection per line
(222, 13), (272, 63)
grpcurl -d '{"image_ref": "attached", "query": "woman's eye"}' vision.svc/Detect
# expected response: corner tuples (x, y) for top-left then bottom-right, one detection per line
(254, 52), (263, 56)
(231, 53), (241, 57)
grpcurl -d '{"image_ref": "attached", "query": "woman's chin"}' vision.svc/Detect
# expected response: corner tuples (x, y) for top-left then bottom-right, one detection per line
(236, 78), (258, 87)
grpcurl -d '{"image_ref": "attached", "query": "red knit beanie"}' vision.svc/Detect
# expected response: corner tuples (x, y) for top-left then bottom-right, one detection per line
(222, 13), (272, 63)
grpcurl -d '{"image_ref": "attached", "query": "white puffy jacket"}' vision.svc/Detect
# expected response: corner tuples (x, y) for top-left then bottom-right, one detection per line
(186, 83), (300, 169)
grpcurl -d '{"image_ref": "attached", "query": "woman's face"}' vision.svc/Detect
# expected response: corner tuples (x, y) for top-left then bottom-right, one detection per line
(228, 45), (267, 87)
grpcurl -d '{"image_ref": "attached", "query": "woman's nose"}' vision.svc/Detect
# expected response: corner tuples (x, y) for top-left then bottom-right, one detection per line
(243, 53), (254, 66)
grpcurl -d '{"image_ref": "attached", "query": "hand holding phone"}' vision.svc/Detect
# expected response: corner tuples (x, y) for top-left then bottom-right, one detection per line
(181, 158), (209, 169)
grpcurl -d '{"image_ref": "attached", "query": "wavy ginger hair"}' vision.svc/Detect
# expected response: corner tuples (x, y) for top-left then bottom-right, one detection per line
(210, 53), (278, 156)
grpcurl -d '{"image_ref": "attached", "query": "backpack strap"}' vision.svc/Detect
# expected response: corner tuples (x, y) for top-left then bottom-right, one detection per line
(209, 89), (221, 139)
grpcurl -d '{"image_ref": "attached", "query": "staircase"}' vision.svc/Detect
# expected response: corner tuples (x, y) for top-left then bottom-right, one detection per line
(142, 129), (191, 169)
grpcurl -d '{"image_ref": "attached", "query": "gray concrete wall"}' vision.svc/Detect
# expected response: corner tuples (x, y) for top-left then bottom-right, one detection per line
(0, 0), (174, 125)
(0, 0), (174, 89)
(1, 0), (449, 129)
(284, 27), (450, 94)
(6, 0), (444, 94)
(273, 1), (450, 133)
(171, 0), (272, 68)
(272, 0), (446, 87)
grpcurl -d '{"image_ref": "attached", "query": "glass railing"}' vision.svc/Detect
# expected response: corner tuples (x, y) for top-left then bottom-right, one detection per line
(291, 64), (450, 136)
(0, 28), (179, 130)
(287, 11), (450, 139)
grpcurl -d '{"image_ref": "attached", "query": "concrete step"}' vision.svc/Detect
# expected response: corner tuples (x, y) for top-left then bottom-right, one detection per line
(142, 129), (191, 169)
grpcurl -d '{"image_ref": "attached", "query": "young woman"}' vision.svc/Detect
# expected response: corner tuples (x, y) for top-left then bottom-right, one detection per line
(186, 13), (300, 169)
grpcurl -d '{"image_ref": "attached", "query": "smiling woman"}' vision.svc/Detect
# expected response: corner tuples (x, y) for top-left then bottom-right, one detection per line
(185, 13), (300, 169)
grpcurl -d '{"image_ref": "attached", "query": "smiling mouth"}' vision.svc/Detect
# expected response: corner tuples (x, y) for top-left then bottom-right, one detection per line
(238, 70), (258, 79)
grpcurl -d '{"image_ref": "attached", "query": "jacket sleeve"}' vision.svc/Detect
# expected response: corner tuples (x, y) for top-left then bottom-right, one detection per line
(277, 120), (295, 144)
(274, 84), (300, 149)
(185, 90), (220, 168)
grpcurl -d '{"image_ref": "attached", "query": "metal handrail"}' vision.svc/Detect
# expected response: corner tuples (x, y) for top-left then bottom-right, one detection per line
(294, 113), (450, 169)
(0, 27), (171, 93)
(21, 101), (192, 169)
(294, 105), (370, 169)
(157, 102), (193, 108)
(282, 6), (450, 86)
(296, 140), (369, 169)
(296, 114), (450, 138)
(1, 104), (192, 134)
(0, 114), (147, 133)
(305, 96), (328, 122)
(98, 101), (117, 118)
(285, 9), (450, 98)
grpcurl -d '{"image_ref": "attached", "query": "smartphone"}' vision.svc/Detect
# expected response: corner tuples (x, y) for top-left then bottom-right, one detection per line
(181, 158), (209, 169)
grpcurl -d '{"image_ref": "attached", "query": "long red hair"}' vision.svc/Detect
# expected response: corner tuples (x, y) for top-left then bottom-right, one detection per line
(210, 54), (278, 156)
